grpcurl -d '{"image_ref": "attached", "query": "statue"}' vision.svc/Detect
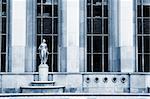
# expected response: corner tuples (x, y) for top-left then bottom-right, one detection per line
(38, 39), (49, 64)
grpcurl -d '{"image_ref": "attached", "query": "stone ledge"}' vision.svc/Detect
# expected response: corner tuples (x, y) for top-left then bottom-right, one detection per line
(20, 86), (65, 89)
(31, 81), (55, 84)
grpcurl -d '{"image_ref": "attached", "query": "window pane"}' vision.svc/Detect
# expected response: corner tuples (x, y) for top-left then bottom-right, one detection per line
(144, 36), (150, 53)
(87, 0), (91, 4)
(45, 0), (52, 4)
(48, 54), (52, 71)
(93, 36), (102, 53)
(43, 18), (52, 34)
(43, 5), (52, 16)
(53, 54), (58, 72)
(87, 36), (91, 53)
(143, 6), (150, 17)
(104, 54), (108, 72)
(37, 18), (41, 34)
(2, 18), (6, 33)
(2, 0), (6, 3)
(87, 54), (91, 72)
(54, 5), (58, 16)
(104, 19), (108, 34)
(53, 0), (58, 5)
(2, 4), (6, 16)
(43, 36), (52, 53)
(144, 54), (150, 72)
(143, 19), (150, 34)
(37, 0), (41, 3)
(104, 36), (108, 53)
(104, 5), (108, 17)
(54, 18), (58, 34)
(138, 36), (142, 53)
(93, 5), (102, 17)
(93, 19), (102, 34)
(137, 19), (142, 34)
(87, 5), (91, 17)
(138, 54), (142, 72)
(37, 36), (41, 52)
(1, 35), (6, 52)
(1, 54), (6, 72)
(93, 54), (102, 72)
(37, 5), (41, 16)
(93, 0), (102, 4)
(87, 19), (91, 34)
(137, 5), (141, 17)
(53, 36), (58, 53)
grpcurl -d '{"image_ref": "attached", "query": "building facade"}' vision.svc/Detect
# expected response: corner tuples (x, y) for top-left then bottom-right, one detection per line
(0, 0), (150, 93)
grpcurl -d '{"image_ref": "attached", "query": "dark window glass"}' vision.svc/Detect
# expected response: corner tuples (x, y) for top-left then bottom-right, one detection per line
(43, 36), (52, 53)
(104, 54), (108, 72)
(54, 18), (58, 34)
(87, 54), (91, 72)
(104, 5), (108, 17)
(138, 54), (142, 72)
(1, 54), (6, 72)
(2, 18), (6, 33)
(87, 5), (91, 17)
(93, 19), (102, 34)
(2, 4), (6, 16)
(36, 53), (41, 71)
(53, 36), (58, 53)
(143, 6), (150, 17)
(87, 19), (91, 34)
(93, 5), (102, 17)
(144, 54), (150, 72)
(43, 5), (52, 16)
(2, 0), (6, 3)
(137, 19), (142, 34)
(144, 36), (150, 53)
(48, 54), (52, 71)
(87, 36), (91, 53)
(93, 54), (102, 72)
(37, 18), (41, 34)
(36, 36), (41, 52)
(104, 19), (108, 34)
(37, 5), (41, 16)
(93, 36), (102, 53)
(1, 35), (6, 52)
(104, 36), (108, 53)
(137, 5), (141, 17)
(54, 5), (58, 16)
(138, 36), (142, 53)
(87, 0), (91, 4)
(143, 19), (150, 34)
(93, 0), (102, 4)
(53, 54), (58, 72)
(37, 0), (41, 3)
(43, 18), (52, 34)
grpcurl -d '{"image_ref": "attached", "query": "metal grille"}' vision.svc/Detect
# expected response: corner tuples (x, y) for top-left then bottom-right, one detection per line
(86, 0), (109, 72)
(36, 0), (58, 72)
(0, 0), (8, 72)
(136, 0), (150, 72)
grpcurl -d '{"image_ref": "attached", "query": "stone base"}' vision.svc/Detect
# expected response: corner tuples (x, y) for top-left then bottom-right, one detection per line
(39, 64), (49, 81)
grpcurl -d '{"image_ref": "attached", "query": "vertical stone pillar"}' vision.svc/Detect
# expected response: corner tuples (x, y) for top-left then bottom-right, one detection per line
(119, 0), (135, 72)
(59, 0), (67, 72)
(10, 0), (27, 73)
(109, 0), (120, 72)
(66, 0), (80, 72)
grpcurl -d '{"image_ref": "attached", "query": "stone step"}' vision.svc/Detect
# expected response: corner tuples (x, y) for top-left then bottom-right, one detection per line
(20, 86), (65, 93)
(31, 81), (55, 86)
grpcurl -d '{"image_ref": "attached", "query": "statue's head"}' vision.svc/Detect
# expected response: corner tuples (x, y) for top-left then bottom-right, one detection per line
(43, 39), (46, 43)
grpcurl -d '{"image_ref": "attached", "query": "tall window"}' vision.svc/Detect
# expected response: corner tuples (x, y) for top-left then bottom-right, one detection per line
(137, 0), (150, 72)
(36, 0), (58, 72)
(0, 0), (8, 72)
(86, 0), (109, 72)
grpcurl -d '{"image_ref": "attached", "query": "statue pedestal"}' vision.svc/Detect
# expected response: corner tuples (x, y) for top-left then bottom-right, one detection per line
(39, 64), (48, 81)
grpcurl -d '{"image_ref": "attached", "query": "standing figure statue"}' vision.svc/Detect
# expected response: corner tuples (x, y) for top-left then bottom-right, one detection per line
(38, 39), (49, 64)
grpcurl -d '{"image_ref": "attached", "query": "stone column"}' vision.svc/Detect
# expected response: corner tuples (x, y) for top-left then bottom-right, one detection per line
(66, 0), (80, 72)
(109, 0), (120, 72)
(118, 0), (135, 72)
(9, 0), (27, 73)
